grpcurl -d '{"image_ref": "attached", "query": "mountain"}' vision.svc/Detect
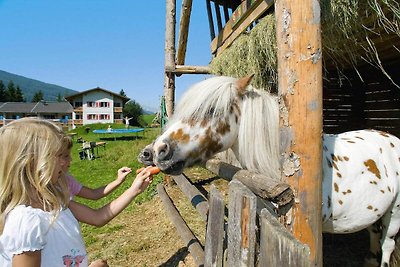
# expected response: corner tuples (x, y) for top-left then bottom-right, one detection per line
(0, 70), (78, 102)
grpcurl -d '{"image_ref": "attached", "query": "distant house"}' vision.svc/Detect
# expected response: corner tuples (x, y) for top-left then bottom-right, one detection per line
(65, 87), (129, 127)
(0, 101), (73, 127)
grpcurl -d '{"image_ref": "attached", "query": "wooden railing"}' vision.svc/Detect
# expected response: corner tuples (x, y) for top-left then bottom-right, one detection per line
(156, 159), (310, 266)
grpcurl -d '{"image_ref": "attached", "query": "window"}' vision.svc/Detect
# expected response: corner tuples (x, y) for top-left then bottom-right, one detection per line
(87, 114), (97, 120)
(99, 114), (110, 120)
(75, 114), (82, 119)
(99, 102), (110, 108)
(114, 102), (121, 107)
(87, 101), (95, 107)
(74, 102), (82, 107)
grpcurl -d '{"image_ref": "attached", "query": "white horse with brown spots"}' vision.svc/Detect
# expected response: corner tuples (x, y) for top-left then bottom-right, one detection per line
(139, 75), (400, 267)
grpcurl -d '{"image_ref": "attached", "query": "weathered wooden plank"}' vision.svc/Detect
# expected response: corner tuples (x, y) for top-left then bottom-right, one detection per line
(211, 0), (274, 55)
(176, 0), (193, 66)
(259, 209), (311, 267)
(166, 64), (211, 74)
(156, 183), (205, 266)
(227, 180), (257, 267)
(164, 0), (176, 118)
(205, 158), (293, 206)
(204, 185), (225, 267)
(172, 174), (209, 221)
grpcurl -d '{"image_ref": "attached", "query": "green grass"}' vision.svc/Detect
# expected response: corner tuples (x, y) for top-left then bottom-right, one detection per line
(67, 124), (162, 244)
(141, 114), (156, 125)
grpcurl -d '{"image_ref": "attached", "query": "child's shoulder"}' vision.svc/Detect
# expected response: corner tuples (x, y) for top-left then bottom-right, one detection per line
(7, 205), (51, 226)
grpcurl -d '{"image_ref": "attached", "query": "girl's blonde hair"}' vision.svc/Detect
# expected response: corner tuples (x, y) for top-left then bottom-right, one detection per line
(0, 118), (72, 232)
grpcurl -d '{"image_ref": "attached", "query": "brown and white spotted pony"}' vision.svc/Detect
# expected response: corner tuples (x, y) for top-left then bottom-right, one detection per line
(139, 75), (400, 267)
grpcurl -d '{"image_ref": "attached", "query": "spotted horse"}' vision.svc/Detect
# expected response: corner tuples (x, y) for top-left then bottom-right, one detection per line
(139, 75), (400, 266)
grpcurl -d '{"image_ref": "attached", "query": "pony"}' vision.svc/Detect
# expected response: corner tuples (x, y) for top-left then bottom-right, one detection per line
(138, 75), (400, 267)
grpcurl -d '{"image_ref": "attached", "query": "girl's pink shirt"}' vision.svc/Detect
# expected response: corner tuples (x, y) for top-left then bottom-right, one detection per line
(66, 174), (83, 197)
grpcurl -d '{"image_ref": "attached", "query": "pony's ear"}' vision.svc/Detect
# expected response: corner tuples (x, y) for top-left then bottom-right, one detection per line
(236, 74), (254, 94)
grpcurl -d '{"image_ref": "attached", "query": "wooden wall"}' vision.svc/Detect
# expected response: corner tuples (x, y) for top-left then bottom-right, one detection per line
(323, 62), (400, 137)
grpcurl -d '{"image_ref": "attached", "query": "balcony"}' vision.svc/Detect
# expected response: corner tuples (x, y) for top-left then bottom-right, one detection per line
(114, 107), (123, 113)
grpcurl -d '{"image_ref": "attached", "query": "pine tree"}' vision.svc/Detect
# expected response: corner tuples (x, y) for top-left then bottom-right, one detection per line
(6, 81), (16, 101)
(0, 80), (6, 102)
(56, 92), (64, 102)
(15, 86), (25, 102)
(32, 90), (44, 102)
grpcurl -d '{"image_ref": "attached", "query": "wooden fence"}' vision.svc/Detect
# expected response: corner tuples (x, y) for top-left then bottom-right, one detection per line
(156, 159), (311, 266)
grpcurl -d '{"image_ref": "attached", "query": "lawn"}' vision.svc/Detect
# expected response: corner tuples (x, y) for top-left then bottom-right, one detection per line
(67, 123), (168, 260)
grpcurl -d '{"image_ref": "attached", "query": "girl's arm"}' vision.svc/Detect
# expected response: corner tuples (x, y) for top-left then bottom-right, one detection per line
(13, 250), (41, 267)
(77, 167), (132, 200)
(70, 167), (153, 227)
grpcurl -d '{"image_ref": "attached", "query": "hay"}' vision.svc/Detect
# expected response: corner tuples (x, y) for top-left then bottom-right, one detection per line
(209, 0), (400, 89)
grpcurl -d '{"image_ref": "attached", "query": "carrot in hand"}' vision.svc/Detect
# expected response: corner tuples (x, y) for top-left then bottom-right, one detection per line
(136, 166), (161, 175)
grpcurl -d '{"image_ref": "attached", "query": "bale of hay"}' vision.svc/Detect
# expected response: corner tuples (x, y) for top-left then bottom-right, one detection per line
(210, 0), (400, 90)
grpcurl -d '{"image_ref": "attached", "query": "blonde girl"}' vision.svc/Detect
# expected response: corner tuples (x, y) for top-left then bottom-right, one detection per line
(0, 118), (154, 267)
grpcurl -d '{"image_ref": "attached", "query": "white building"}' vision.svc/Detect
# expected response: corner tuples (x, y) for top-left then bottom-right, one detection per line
(65, 87), (129, 127)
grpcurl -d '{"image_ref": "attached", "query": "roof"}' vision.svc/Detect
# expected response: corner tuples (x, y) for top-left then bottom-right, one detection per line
(65, 87), (130, 101)
(0, 101), (73, 113)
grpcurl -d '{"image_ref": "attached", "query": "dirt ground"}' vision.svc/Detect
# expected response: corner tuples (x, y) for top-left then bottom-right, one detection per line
(86, 169), (400, 267)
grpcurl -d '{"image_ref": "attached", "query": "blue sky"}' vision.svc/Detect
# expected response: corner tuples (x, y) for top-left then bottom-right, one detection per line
(0, 0), (212, 112)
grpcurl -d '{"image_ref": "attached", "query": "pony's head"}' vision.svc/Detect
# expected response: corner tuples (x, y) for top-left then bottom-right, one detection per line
(139, 75), (280, 178)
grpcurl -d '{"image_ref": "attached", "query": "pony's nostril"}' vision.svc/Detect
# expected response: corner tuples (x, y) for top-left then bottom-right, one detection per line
(142, 150), (152, 159)
(157, 142), (171, 161)
(138, 146), (154, 165)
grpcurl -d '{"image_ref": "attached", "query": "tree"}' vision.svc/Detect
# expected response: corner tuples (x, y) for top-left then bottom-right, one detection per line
(32, 90), (44, 102)
(0, 80), (6, 102)
(56, 92), (64, 102)
(15, 86), (25, 102)
(119, 89), (127, 97)
(6, 81), (16, 101)
(123, 100), (144, 126)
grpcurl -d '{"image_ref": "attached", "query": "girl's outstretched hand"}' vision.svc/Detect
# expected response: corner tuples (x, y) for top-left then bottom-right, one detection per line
(131, 166), (155, 195)
(116, 166), (132, 182)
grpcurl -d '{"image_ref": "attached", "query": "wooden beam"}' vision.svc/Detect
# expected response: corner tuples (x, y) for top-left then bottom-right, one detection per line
(164, 0), (176, 118)
(206, 0), (216, 41)
(276, 0), (323, 266)
(211, 0), (274, 55)
(157, 184), (205, 266)
(205, 158), (293, 206)
(172, 174), (209, 221)
(165, 65), (211, 74)
(176, 0), (193, 66)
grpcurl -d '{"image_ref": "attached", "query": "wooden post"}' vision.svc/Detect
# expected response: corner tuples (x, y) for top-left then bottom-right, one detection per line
(176, 0), (193, 66)
(164, 0), (176, 117)
(227, 180), (257, 267)
(204, 185), (225, 267)
(275, 0), (323, 266)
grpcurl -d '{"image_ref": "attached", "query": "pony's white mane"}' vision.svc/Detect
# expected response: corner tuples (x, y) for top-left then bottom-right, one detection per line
(170, 76), (280, 180)
(170, 76), (240, 124)
(238, 85), (280, 180)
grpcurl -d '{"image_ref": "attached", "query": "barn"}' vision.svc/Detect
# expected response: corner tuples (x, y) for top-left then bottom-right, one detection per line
(160, 0), (400, 266)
